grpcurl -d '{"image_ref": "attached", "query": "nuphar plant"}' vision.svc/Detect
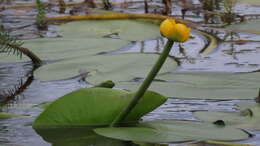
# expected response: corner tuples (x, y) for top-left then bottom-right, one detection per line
(33, 18), (190, 128)
(110, 18), (190, 126)
(32, 19), (250, 143)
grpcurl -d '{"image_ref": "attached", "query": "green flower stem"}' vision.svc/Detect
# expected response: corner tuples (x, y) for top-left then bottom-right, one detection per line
(110, 39), (174, 127)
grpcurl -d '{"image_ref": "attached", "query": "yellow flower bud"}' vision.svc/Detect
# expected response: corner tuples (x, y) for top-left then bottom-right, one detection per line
(160, 18), (190, 42)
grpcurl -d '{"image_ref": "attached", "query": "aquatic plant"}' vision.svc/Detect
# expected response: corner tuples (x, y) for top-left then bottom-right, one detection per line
(220, 0), (240, 24)
(0, 32), (42, 66)
(36, 0), (47, 30)
(111, 18), (190, 126)
(33, 18), (190, 128)
(102, 0), (112, 10)
(32, 18), (250, 143)
(162, 0), (172, 15)
(58, 0), (66, 14)
(0, 32), (23, 57)
(0, 32), (41, 104)
(84, 0), (96, 8)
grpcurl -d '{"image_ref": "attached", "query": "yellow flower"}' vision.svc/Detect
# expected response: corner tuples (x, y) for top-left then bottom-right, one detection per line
(160, 18), (190, 42)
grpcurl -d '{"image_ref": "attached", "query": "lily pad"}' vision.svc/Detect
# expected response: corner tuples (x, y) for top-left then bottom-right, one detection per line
(33, 87), (167, 128)
(156, 72), (260, 99)
(227, 19), (260, 34)
(158, 72), (260, 89)
(0, 112), (24, 119)
(0, 20), (160, 63)
(191, 140), (250, 146)
(35, 53), (177, 82)
(60, 20), (160, 41)
(91, 71), (260, 100)
(237, 0), (260, 5)
(114, 71), (260, 100)
(94, 120), (249, 143)
(116, 81), (258, 100)
(194, 103), (260, 130)
(24, 19), (165, 81)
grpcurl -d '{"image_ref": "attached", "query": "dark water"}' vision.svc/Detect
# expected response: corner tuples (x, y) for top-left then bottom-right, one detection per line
(1, 0), (260, 145)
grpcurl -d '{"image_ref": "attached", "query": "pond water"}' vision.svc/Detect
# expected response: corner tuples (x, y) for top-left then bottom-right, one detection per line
(1, 0), (260, 145)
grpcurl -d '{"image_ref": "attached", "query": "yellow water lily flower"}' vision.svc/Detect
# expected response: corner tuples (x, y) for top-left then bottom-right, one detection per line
(160, 18), (190, 42)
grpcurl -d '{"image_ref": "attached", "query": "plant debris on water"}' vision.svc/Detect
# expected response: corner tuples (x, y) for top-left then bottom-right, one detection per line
(1, 0), (260, 145)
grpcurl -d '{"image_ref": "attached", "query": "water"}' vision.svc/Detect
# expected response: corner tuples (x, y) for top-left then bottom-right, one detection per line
(1, 0), (260, 145)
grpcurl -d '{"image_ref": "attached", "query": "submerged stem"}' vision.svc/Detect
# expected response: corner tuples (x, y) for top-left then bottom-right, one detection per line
(110, 39), (174, 127)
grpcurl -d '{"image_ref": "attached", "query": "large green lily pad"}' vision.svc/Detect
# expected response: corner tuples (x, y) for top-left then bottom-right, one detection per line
(113, 71), (260, 100)
(227, 19), (260, 34)
(37, 59), (260, 99)
(0, 20), (160, 63)
(194, 103), (260, 130)
(33, 87), (166, 128)
(22, 19), (165, 81)
(158, 72), (260, 89)
(94, 120), (249, 143)
(117, 81), (257, 100)
(35, 53), (177, 82)
(60, 20), (160, 41)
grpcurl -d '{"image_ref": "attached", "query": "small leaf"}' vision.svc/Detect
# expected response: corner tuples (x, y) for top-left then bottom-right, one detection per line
(35, 102), (52, 109)
(0, 112), (25, 119)
(94, 80), (115, 88)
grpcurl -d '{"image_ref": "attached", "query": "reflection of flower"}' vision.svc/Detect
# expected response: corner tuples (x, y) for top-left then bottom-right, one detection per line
(160, 19), (190, 42)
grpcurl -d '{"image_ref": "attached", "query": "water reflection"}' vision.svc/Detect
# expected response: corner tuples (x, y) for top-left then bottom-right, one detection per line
(0, 61), (89, 146)
(100, 30), (260, 72)
(0, 62), (33, 104)
(35, 127), (133, 146)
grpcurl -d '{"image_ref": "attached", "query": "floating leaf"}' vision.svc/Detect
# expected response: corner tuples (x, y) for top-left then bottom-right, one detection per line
(158, 72), (260, 88)
(0, 112), (24, 119)
(227, 19), (260, 34)
(35, 102), (52, 109)
(94, 120), (249, 143)
(192, 140), (250, 146)
(116, 81), (257, 100)
(21, 19), (166, 81)
(60, 20), (160, 41)
(115, 71), (260, 100)
(33, 87), (166, 128)
(194, 103), (260, 130)
(0, 20), (160, 63)
(35, 53), (177, 82)
(237, 0), (260, 5)
(94, 80), (115, 88)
